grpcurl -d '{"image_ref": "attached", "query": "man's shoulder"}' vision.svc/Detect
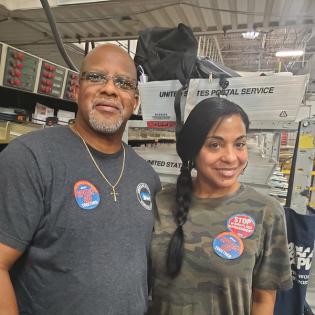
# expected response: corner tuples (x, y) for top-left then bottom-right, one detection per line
(125, 145), (161, 190)
(2, 126), (73, 161)
(126, 145), (157, 171)
(13, 125), (70, 146)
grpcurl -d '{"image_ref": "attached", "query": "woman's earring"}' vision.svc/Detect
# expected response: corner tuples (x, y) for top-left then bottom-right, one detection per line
(241, 161), (248, 175)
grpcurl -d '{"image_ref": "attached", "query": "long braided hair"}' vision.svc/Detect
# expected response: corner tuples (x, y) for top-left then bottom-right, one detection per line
(166, 97), (250, 277)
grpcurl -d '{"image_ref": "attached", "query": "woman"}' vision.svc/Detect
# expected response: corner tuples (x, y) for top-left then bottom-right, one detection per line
(148, 97), (292, 315)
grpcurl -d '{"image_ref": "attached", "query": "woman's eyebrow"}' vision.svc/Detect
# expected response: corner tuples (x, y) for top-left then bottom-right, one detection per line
(205, 135), (247, 141)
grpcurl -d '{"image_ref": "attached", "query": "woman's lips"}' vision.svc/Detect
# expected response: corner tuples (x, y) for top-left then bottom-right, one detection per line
(216, 168), (238, 177)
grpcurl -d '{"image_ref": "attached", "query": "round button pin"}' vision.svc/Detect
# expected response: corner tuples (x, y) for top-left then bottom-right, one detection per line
(213, 231), (244, 260)
(74, 180), (100, 210)
(227, 213), (256, 238)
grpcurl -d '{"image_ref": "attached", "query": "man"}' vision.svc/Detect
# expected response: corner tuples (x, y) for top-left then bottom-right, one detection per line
(0, 44), (161, 315)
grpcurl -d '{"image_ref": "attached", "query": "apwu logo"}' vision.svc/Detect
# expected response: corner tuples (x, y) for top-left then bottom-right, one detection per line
(136, 183), (152, 210)
(288, 242), (313, 270)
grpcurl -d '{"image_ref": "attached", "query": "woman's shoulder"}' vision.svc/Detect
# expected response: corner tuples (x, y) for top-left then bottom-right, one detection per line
(157, 183), (176, 202)
(155, 184), (176, 220)
(242, 185), (284, 216)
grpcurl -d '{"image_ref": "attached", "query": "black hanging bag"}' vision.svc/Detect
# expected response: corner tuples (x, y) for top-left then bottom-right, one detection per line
(134, 23), (198, 85)
(134, 24), (239, 135)
(135, 23), (199, 135)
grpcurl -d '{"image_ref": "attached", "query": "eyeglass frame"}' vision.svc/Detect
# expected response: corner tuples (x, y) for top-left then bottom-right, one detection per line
(80, 71), (138, 92)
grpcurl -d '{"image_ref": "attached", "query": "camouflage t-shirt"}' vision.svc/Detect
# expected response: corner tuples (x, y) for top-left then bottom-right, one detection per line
(148, 184), (292, 315)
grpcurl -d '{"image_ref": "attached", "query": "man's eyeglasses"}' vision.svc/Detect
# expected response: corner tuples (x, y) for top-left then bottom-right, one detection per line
(80, 72), (138, 91)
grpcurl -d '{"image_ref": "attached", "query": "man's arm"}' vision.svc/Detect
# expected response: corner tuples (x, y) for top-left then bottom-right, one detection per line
(251, 288), (276, 315)
(0, 242), (22, 315)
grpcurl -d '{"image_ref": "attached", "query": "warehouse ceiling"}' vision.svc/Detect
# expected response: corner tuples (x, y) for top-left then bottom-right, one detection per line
(0, 0), (314, 77)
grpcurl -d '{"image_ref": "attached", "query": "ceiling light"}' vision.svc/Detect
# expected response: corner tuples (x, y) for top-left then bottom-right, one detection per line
(275, 50), (304, 57)
(241, 31), (259, 39)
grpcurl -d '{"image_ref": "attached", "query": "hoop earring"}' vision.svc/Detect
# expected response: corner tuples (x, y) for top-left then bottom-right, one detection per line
(190, 160), (195, 170)
(241, 161), (248, 175)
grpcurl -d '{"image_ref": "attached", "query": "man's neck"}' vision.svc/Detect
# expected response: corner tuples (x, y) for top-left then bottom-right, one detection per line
(72, 122), (123, 154)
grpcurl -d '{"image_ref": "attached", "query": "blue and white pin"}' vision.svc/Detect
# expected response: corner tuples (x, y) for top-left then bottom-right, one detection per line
(136, 183), (152, 210)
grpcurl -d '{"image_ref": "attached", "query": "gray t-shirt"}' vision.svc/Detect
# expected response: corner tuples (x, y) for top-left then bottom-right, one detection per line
(148, 184), (292, 315)
(0, 126), (161, 315)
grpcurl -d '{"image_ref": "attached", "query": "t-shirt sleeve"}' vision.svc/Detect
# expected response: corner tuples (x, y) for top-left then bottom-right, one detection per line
(253, 201), (293, 290)
(154, 171), (162, 194)
(0, 140), (44, 252)
(151, 170), (162, 220)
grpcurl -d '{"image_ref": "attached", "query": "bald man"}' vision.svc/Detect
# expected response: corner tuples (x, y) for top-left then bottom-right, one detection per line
(0, 44), (161, 315)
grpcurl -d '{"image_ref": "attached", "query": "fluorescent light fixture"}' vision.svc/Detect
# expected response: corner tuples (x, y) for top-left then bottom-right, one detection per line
(275, 50), (304, 57)
(241, 31), (259, 39)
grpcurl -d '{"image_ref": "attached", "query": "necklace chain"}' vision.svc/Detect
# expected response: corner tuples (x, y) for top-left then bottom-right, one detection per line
(72, 126), (125, 202)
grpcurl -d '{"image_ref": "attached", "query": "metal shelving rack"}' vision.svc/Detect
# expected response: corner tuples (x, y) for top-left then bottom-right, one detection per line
(285, 119), (315, 214)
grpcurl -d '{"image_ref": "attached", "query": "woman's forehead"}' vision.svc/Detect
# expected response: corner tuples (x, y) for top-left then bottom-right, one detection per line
(206, 115), (246, 137)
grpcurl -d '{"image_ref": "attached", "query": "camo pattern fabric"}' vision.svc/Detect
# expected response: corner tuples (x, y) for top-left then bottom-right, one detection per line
(147, 184), (292, 315)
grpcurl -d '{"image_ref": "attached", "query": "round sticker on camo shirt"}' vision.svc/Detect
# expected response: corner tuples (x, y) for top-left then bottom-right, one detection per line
(213, 232), (244, 260)
(74, 180), (100, 210)
(227, 213), (256, 238)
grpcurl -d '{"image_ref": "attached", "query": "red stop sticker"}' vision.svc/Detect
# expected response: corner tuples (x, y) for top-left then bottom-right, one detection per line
(227, 214), (255, 238)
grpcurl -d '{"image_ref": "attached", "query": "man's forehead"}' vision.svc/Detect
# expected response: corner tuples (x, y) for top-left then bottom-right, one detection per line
(82, 47), (136, 76)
